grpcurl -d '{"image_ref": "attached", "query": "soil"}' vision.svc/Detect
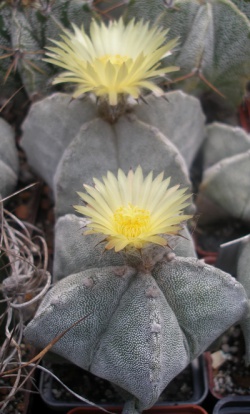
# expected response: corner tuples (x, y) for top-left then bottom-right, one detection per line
(210, 325), (250, 398)
(41, 361), (194, 406)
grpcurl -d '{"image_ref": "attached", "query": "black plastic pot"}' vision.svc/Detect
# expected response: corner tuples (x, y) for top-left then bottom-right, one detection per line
(213, 396), (250, 413)
(39, 355), (208, 411)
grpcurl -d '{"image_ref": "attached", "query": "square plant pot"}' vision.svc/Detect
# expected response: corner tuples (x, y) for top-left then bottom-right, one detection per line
(213, 396), (250, 413)
(205, 325), (250, 400)
(39, 355), (208, 411)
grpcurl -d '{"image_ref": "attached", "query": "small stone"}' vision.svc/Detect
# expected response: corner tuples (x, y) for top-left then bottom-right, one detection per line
(211, 351), (227, 369)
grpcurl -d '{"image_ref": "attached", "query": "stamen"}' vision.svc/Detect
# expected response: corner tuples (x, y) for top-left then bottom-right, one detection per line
(99, 54), (130, 66)
(113, 203), (150, 239)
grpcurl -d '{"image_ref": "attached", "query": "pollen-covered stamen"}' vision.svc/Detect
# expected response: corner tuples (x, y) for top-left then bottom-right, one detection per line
(113, 204), (150, 239)
(44, 19), (179, 107)
(74, 166), (192, 252)
(99, 54), (130, 66)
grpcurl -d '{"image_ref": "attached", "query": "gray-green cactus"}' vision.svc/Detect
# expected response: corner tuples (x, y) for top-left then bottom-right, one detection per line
(237, 235), (250, 364)
(25, 246), (249, 412)
(196, 122), (250, 224)
(231, 0), (250, 19)
(0, 118), (19, 198)
(126, 0), (250, 108)
(53, 214), (197, 281)
(0, 0), (128, 98)
(0, 0), (95, 97)
(20, 90), (205, 216)
(2, 0), (250, 108)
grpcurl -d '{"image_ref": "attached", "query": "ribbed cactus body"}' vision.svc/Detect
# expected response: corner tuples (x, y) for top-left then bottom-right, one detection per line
(237, 236), (250, 364)
(21, 91), (205, 217)
(231, 0), (250, 19)
(21, 93), (97, 188)
(54, 114), (191, 217)
(126, 0), (250, 107)
(133, 91), (205, 169)
(197, 123), (250, 223)
(1, 0), (93, 97)
(53, 214), (197, 281)
(0, 118), (18, 198)
(25, 253), (248, 412)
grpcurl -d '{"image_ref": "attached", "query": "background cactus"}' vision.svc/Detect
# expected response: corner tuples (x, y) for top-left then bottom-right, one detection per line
(2, 0), (250, 111)
(20, 90), (205, 216)
(0, 117), (19, 198)
(196, 122), (250, 224)
(237, 235), (250, 364)
(126, 0), (250, 109)
(232, 0), (250, 19)
(0, 0), (127, 99)
(0, 0), (95, 98)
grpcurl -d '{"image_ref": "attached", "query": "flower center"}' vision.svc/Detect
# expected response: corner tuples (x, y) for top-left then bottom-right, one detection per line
(113, 204), (150, 239)
(99, 54), (130, 66)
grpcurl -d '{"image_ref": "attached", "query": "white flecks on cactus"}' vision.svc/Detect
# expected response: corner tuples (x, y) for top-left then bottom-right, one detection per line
(134, 91), (205, 169)
(0, 118), (18, 198)
(21, 93), (97, 188)
(24, 257), (248, 411)
(197, 151), (250, 224)
(237, 235), (250, 364)
(231, 0), (250, 19)
(196, 122), (250, 224)
(53, 214), (196, 282)
(126, 0), (250, 108)
(202, 123), (250, 170)
(54, 116), (192, 217)
(2, 0), (93, 97)
(20, 90), (205, 193)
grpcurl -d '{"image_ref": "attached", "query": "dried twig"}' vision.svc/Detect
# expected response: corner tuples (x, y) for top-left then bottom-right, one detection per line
(0, 191), (51, 411)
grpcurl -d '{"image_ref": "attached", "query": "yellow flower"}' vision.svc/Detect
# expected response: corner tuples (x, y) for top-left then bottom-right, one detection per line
(74, 166), (192, 252)
(44, 18), (179, 106)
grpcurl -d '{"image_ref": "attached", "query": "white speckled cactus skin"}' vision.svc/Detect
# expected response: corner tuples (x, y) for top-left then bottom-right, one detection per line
(231, 0), (250, 19)
(0, 118), (19, 198)
(20, 90), (205, 217)
(237, 236), (250, 364)
(0, 0), (94, 97)
(196, 123), (250, 224)
(25, 252), (249, 412)
(53, 214), (197, 281)
(126, 0), (250, 108)
(1, 0), (250, 105)
(0, 0), (127, 99)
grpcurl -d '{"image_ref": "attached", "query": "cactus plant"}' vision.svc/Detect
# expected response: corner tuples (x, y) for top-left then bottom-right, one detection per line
(25, 167), (250, 413)
(20, 90), (205, 217)
(2, 0), (250, 109)
(0, 0), (133, 99)
(0, 118), (18, 198)
(53, 214), (197, 282)
(0, 0), (95, 98)
(25, 231), (249, 413)
(126, 0), (250, 109)
(231, 0), (250, 19)
(237, 235), (250, 364)
(196, 122), (250, 224)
